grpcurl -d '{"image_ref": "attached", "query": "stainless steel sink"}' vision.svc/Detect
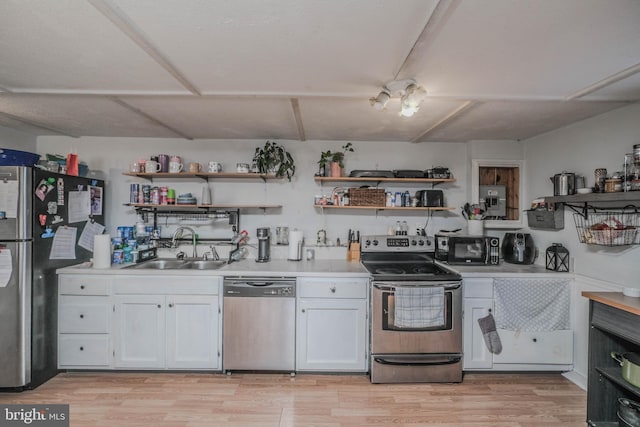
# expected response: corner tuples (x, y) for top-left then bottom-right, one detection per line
(125, 259), (191, 269)
(125, 258), (226, 270)
(187, 260), (227, 270)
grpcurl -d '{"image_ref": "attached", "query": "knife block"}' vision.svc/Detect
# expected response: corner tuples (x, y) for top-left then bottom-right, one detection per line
(347, 242), (360, 262)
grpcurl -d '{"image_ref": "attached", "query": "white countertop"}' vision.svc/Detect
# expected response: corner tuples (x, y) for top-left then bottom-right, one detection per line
(448, 262), (573, 278)
(57, 258), (371, 278)
(58, 258), (572, 279)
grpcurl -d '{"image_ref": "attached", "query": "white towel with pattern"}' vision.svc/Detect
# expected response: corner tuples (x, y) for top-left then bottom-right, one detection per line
(493, 278), (571, 332)
(394, 286), (445, 328)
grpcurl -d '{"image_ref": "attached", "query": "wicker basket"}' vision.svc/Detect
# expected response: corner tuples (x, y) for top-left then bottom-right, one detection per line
(574, 211), (639, 246)
(349, 188), (385, 206)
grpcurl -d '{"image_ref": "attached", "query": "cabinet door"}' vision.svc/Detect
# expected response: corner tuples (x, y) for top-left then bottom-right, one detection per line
(463, 298), (494, 369)
(297, 298), (367, 371)
(166, 295), (220, 369)
(114, 295), (165, 368)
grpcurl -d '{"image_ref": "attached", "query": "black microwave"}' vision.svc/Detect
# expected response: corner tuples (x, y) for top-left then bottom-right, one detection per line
(435, 235), (500, 265)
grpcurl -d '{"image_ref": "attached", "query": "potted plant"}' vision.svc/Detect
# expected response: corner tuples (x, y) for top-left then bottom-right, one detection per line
(317, 142), (354, 177)
(253, 141), (295, 181)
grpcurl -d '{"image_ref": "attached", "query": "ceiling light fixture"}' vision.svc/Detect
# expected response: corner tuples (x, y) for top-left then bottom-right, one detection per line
(370, 79), (427, 117)
(369, 90), (391, 111)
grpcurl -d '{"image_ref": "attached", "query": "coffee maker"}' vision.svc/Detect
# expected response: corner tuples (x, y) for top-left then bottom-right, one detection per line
(256, 227), (271, 262)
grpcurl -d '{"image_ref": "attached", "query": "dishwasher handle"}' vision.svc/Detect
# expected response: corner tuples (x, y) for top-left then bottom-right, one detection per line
(245, 281), (273, 287)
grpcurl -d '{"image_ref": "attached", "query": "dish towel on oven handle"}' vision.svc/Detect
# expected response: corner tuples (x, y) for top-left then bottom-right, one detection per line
(493, 278), (571, 332)
(394, 286), (445, 328)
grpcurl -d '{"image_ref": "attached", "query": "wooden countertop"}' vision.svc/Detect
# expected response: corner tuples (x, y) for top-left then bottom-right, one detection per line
(582, 291), (640, 316)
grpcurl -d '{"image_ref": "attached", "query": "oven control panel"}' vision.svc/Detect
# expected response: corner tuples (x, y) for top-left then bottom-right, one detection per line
(361, 235), (435, 252)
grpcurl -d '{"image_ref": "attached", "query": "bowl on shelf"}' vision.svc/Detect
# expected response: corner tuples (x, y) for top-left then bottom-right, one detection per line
(576, 188), (592, 194)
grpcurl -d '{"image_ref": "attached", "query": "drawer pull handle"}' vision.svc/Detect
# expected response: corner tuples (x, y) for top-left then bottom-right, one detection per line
(80, 285), (85, 290)
(157, 304), (161, 308)
(169, 303), (174, 308)
(532, 338), (537, 343)
(330, 286), (336, 293)
(79, 314), (84, 319)
(301, 309), (306, 313)
(79, 346), (84, 351)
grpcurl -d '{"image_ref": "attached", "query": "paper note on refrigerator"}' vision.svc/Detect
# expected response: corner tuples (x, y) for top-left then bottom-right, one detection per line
(68, 191), (91, 223)
(78, 221), (105, 252)
(50, 227), (77, 259)
(0, 179), (19, 218)
(0, 249), (12, 287)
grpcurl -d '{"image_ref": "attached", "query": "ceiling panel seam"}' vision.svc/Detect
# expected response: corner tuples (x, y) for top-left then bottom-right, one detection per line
(565, 62), (640, 100)
(289, 98), (306, 142)
(411, 100), (479, 142)
(88, 0), (201, 96)
(394, 0), (461, 80)
(0, 111), (78, 138)
(108, 97), (194, 140)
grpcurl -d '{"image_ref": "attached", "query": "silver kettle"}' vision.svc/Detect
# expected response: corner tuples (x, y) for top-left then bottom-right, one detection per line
(550, 172), (576, 196)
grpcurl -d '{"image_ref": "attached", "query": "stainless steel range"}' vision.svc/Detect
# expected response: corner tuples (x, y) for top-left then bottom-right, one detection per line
(361, 235), (463, 383)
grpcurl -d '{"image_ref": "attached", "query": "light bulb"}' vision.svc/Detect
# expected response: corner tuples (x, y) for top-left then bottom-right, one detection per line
(369, 90), (390, 111)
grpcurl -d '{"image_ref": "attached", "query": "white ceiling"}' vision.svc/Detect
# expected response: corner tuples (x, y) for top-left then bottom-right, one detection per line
(0, 0), (638, 142)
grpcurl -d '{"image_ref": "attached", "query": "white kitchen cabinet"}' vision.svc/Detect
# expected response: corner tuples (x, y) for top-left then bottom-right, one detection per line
(462, 297), (494, 369)
(112, 275), (221, 370)
(462, 276), (573, 371)
(57, 274), (113, 368)
(113, 295), (166, 368)
(296, 277), (368, 372)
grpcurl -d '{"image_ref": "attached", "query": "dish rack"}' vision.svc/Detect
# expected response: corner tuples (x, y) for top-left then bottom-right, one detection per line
(573, 210), (639, 246)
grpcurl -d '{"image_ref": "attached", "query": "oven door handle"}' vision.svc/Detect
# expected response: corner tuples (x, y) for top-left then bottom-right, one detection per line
(373, 354), (461, 366)
(373, 282), (461, 291)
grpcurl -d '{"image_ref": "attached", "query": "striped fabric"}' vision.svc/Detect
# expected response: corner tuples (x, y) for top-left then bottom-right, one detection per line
(394, 286), (445, 328)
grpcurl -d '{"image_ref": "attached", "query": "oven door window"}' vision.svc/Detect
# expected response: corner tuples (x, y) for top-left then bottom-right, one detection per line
(382, 288), (452, 332)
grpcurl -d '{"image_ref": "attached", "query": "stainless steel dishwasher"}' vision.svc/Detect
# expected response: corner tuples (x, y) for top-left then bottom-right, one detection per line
(222, 276), (296, 373)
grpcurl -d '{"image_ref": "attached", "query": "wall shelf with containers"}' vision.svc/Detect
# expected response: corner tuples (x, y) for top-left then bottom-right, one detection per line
(122, 172), (283, 182)
(122, 171), (283, 247)
(313, 176), (456, 211)
(544, 192), (640, 247)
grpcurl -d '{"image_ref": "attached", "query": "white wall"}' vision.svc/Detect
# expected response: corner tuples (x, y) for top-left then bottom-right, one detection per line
(36, 136), (494, 256)
(524, 103), (640, 286)
(0, 126), (37, 152)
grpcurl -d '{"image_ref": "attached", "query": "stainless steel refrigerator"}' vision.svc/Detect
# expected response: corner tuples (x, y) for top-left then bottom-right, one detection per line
(0, 166), (105, 390)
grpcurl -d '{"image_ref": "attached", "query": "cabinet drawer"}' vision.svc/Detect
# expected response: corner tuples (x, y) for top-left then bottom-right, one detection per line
(59, 275), (111, 295)
(58, 335), (111, 367)
(463, 278), (493, 298)
(114, 275), (220, 295)
(298, 278), (368, 299)
(493, 329), (573, 365)
(59, 299), (110, 333)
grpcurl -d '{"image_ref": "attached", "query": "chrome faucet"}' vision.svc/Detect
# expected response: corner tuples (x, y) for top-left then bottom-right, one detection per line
(171, 226), (198, 258)
(203, 245), (220, 261)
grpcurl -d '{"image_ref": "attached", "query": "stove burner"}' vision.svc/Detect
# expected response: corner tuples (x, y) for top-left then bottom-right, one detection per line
(374, 267), (405, 275)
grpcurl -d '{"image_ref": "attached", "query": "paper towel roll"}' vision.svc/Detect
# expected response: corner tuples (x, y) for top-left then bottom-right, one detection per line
(288, 230), (304, 261)
(93, 234), (112, 269)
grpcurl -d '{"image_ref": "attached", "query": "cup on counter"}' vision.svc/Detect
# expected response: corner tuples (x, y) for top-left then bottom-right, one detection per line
(145, 160), (161, 173)
(236, 163), (250, 173)
(169, 161), (183, 173)
(188, 162), (201, 173)
(208, 162), (222, 173)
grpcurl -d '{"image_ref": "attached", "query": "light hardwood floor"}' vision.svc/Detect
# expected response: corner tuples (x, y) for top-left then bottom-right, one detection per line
(0, 372), (586, 426)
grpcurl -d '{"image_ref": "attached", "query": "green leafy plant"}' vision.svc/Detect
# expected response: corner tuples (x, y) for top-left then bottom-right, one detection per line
(318, 142), (354, 170)
(253, 140), (296, 181)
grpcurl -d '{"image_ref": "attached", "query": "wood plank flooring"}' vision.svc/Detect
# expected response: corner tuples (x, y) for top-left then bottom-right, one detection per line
(0, 372), (586, 426)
